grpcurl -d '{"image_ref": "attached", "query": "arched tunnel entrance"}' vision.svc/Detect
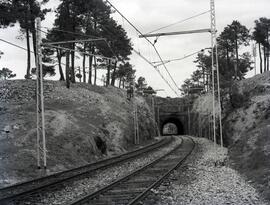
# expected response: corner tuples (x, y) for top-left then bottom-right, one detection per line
(160, 118), (185, 136)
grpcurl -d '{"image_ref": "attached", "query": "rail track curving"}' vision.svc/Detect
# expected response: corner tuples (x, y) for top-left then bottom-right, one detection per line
(0, 136), (172, 204)
(68, 136), (195, 205)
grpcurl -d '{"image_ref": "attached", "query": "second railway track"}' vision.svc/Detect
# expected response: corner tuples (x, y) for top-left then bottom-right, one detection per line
(0, 136), (173, 204)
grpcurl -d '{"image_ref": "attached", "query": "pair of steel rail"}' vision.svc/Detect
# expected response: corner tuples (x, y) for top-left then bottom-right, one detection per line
(0, 136), (195, 205)
(0, 137), (172, 204)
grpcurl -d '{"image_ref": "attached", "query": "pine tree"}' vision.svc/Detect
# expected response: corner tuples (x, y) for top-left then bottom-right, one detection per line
(253, 18), (270, 73)
(0, 68), (16, 80)
(0, 0), (16, 28)
(10, 0), (50, 79)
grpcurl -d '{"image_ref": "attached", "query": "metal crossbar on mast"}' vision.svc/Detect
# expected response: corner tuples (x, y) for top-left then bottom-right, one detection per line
(36, 18), (47, 169)
(41, 38), (106, 46)
(139, 28), (211, 38)
(42, 44), (117, 62)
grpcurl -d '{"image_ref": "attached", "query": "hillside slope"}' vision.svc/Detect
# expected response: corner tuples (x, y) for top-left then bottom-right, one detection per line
(192, 72), (270, 201)
(0, 80), (157, 187)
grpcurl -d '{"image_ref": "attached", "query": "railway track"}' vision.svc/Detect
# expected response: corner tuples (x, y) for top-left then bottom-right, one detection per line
(0, 136), (172, 204)
(68, 136), (195, 205)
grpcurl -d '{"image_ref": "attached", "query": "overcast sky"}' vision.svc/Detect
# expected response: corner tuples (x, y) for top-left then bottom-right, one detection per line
(0, 0), (270, 97)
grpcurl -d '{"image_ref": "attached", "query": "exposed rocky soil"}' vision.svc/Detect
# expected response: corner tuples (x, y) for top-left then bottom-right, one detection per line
(0, 80), (157, 187)
(192, 71), (270, 202)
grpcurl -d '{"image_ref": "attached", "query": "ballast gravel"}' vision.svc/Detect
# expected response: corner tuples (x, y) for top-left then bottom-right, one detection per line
(145, 137), (269, 205)
(16, 137), (183, 205)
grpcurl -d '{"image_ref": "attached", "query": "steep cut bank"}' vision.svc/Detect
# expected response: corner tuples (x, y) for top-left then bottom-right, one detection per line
(192, 72), (270, 201)
(0, 80), (157, 187)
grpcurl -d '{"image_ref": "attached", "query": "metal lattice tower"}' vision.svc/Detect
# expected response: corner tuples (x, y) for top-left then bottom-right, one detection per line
(210, 0), (223, 147)
(36, 17), (47, 169)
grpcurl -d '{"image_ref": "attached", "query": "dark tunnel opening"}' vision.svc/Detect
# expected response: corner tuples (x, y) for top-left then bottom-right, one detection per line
(161, 118), (185, 136)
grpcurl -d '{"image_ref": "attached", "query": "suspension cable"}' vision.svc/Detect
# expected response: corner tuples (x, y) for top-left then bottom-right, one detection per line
(152, 48), (209, 67)
(0, 38), (35, 54)
(146, 10), (210, 34)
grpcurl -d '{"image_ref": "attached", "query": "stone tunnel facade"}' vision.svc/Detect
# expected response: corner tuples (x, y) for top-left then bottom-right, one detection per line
(146, 95), (191, 136)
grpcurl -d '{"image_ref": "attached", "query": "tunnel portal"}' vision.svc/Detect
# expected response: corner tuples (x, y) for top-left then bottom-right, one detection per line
(160, 117), (185, 136)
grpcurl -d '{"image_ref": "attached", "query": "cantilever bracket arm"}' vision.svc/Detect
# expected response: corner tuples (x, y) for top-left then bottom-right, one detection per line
(41, 38), (106, 46)
(139, 28), (211, 38)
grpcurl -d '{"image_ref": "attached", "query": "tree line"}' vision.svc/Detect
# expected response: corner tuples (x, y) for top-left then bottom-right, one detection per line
(0, 0), (136, 88)
(181, 18), (270, 96)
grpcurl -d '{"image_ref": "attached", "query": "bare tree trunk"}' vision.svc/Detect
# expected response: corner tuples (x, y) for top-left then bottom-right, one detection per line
(106, 60), (111, 86)
(31, 19), (37, 62)
(78, 67), (81, 82)
(88, 45), (95, 84)
(263, 46), (267, 72)
(235, 36), (239, 79)
(111, 61), (117, 86)
(70, 43), (75, 83)
(82, 44), (86, 83)
(57, 50), (65, 81)
(226, 48), (230, 70)
(66, 51), (70, 88)
(122, 78), (125, 88)
(267, 29), (270, 71)
(202, 67), (205, 91)
(119, 78), (121, 88)
(259, 43), (263, 73)
(88, 55), (93, 84)
(266, 48), (269, 71)
(94, 56), (97, 85)
(267, 52), (270, 71)
(25, 27), (31, 79)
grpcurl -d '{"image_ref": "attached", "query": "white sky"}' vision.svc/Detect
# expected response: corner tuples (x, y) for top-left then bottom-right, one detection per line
(0, 0), (270, 97)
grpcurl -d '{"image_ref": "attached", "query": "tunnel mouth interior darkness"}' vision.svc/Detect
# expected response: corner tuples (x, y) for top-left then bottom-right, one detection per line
(161, 118), (185, 136)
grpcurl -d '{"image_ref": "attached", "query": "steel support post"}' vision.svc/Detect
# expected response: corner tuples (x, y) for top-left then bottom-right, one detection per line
(36, 17), (47, 169)
(210, 0), (222, 146)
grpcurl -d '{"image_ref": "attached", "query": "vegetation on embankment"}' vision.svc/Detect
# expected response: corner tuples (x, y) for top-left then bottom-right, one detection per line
(192, 72), (270, 201)
(0, 80), (157, 187)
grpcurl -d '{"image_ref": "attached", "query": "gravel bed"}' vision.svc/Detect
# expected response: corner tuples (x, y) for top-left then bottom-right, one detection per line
(16, 137), (183, 205)
(144, 137), (269, 205)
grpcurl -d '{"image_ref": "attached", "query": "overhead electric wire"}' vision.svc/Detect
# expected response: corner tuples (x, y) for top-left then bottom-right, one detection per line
(0, 38), (35, 54)
(0, 37), (104, 84)
(152, 48), (210, 67)
(105, 0), (180, 96)
(152, 44), (180, 95)
(146, 10), (210, 34)
(133, 48), (179, 96)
